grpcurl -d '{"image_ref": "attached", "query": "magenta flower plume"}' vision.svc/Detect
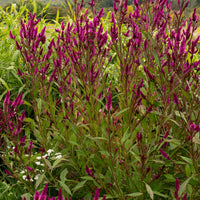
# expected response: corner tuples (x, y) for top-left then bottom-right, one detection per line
(40, 182), (48, 198)
(28, 139), (33, 152)
(4, 169), (11, 176)
(3, 90), (10, 107)
(175, 177), (180, 191)
(182, 193), (187, 200)
(159, 149), (169, 160)
(173, 92), (179, 105)
(174, 177), (180, 199)
(106, 90), (112, 111)
(192, 8), (199, 22)
(33, 191), (40, 200)
(10, 31), (15, 40)
(86, 165), (93, 176)
(88, 0), (95, 8)
(19, 110), (25, 122)
(93, 188), (99, 200)
(26, 166), (33, 172)
(58, 188), (63, 200)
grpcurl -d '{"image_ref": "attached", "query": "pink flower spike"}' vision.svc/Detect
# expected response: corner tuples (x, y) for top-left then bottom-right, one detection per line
(40, 182), (49, 197)
(190, 123), (197, 131)
(10, 31), (15, 39)
(86, 165), (93, 176)
(28, 139), (33, 152)
(93, 188), (99, 200)
(193, 8), (199, 22)
(182, 193), (187, 200)
(34, 191), (40, 200)
(113, 0), (118, 13)
(159, 149), (169, 160)
(18, 68), (23, 77)
(26, 166), (33, 172)
(58, 188), (63, 200)
(4, 91), (10, 106)
(102, 196), (106, 200)
(106, 91), (112, 111)
(175, 177), (180, 191)
(173, 92), (179, 105)
(5, 169), (11, 176)
(88, 0), (95, 8)
(19, 110), (25, 122)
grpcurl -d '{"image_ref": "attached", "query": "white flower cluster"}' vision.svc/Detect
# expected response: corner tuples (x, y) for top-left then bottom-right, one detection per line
(20, 170), (34, 182)
(19, 149), (63, 181)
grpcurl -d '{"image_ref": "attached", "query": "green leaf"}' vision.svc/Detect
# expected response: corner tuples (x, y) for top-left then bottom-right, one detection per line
(35, 173), (45, 189)
(185, 165), (191, 177)
(0, 78), (9, 90)
(37, 98), (42, 112)
(129, 150), (141, 162)
(43, 0), (51, 12)
(21, 193), (32, 200)
(32, 0), (37, 14)
(193, 134), (200, 145)
(81, 176), (94, 181)
(121, 128), (130, 144)
(52, 158), (65, 170)
(144, 182), (154, 200)
(60, 168), (68, 182)
(152, 50), (161, 68)
(23, 100), (32, 107)
(114, 107), (130, 117)
(153, 191), (168, 198)
(72, 180), (87, 193)
(127, 192), (143, 197)
(180, 156), (192, 165)
(59, 181), (72, 195)
(24, 117), (35, 123)
(174, 111), (187, 124)
(0, 90), (7, 101)
(43, 159), (52, 170)
(178, 176), (193, 197)
(56, 9), (59, 22)
(10, 70), (23, 84)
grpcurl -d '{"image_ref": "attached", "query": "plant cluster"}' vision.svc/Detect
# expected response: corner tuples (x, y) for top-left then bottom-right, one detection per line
(0, 0), (200, 199)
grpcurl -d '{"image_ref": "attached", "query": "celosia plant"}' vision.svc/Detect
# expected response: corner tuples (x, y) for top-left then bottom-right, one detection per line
(0, 0), (199, 199)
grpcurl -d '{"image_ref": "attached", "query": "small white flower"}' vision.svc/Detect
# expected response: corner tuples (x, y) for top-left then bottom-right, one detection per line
(55, 153), (61, 156)
(36, 156), (42, 160)
(47, 149), (54, 155)
(43, 154), (49, 159)
(34, 174), (40, 180)
(55, 155), (62, 159)
(35, 161), (41, 165)
(20, 171), (25, 174)
(22, 175), (26, 180)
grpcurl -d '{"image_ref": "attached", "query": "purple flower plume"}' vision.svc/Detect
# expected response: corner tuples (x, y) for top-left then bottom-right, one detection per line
(106, 90), (112, 111)
(173, 92), (179, 105)
(174, 177), (180, 199)
(10, 31), (15, 39)
(159, 149), (169, 160)
(28, 139), (33, 152)
(3, 90), (10, 107)
(88, 0), (95, 8)
(86, 165), (93, 176)
(58, 188), (63, 200)
(93, 188), (99, 200)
